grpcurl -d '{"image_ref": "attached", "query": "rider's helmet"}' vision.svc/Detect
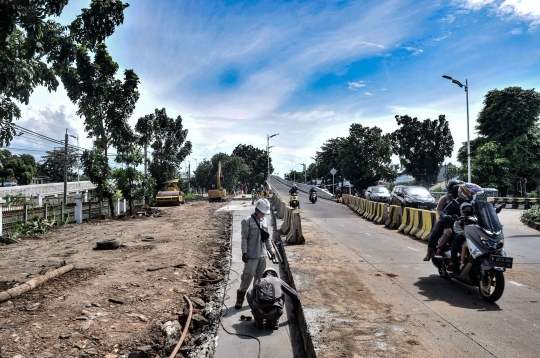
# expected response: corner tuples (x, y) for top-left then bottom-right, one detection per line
(457, 183), (484, 202)
(262, 267), (279, 278)
(459, 202), (475, 217)
(255, 198), (271, 214)
(311, 186), (316, 191)
(293, 184), (298, 189)
(447, 180), (464, 195)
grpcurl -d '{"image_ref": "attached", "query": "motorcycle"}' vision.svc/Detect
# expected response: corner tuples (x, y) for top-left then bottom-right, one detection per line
(309, 191), (317, 204)
(290, 193), (300, 209)
(431, 201), (511, 302)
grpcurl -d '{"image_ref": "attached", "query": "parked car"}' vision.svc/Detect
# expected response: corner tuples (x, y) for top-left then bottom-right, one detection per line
(390, 185), (437, 210)
(365, 186), (391, 202)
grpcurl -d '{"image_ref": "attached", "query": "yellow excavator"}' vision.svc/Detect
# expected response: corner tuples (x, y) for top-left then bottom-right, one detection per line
(208, 161), (227, 202)
(155, 179), (185, 206)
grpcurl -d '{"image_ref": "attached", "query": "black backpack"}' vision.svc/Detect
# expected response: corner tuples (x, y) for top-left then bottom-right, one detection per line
(255, 280), (277, 304)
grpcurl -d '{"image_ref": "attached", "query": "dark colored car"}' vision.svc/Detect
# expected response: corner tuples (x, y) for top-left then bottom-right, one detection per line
(365, 186), (391, 202)
(390, 185), (437, 210)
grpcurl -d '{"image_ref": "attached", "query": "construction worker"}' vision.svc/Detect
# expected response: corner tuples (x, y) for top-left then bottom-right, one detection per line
(247, 267), (299, 329)
(235, 199), (276, 310)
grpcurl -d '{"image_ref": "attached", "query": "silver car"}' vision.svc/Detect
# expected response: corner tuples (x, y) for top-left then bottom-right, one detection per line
(365, 186), (391, 202)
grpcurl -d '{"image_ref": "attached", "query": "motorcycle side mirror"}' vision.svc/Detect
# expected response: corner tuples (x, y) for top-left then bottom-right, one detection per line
(495, 203), (505, 214)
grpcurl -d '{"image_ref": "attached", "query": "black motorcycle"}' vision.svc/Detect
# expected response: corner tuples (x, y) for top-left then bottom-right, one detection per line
(431, 201), (511, 302)
(309, 191), (317, 204)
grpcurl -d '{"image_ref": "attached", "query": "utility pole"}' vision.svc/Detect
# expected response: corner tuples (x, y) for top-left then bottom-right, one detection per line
(188, 162), (191, 193)
(64, 129), (68, 204)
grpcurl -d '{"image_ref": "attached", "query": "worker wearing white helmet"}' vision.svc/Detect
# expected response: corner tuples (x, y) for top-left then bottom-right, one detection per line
(235, 198), (276, 310)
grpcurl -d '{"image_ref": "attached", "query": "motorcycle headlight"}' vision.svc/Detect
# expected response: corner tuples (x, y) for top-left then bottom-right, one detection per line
(480, 236), (498, 249)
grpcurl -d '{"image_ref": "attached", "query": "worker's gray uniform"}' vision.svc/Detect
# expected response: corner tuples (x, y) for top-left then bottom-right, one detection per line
(247, 276), (299, 321)
(239, 214), (275, 292)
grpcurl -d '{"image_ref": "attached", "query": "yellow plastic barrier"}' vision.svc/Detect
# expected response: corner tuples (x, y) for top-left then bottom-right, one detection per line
(367, 201), (377, 221)
(359, 198), (366, 215)
(374, 202), (385, 224)
(398, 207), (413, 233)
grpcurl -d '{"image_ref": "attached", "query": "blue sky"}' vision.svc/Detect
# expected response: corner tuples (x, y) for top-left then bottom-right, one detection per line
(13, 0), (540, 180)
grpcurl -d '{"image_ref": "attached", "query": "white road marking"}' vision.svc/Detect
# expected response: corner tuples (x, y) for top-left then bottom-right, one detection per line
(365, 233), (371, 236)
(509, 280), (525, 287)
(406, 247), (419, 252)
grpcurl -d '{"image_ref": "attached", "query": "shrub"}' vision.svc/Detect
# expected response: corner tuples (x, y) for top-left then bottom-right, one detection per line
(521, 208), (540, 225)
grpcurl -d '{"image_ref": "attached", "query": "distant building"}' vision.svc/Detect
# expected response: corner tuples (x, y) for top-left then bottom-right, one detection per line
(31, 176), (53, 185)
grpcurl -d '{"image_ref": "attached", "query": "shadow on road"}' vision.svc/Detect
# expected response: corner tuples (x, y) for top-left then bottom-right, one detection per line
(414, 275), (502, 311)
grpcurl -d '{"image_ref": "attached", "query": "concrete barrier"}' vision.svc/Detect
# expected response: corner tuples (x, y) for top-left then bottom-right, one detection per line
(487, 197), (540, 209)
(277, 200), (285, 219)
(398, 207), (413, 233)
(409, 209), (424, 237)
(374, 202), (385, 224)
(280, 207), (291, 234)
(385, 205), (401, 229)
(358, 198), (366, 215)
(417, 210), (438, 240)
(286, 210), (305, 245)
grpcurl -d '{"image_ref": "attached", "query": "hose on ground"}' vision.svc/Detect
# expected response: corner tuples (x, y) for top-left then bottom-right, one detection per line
(169, 295), (193, 358)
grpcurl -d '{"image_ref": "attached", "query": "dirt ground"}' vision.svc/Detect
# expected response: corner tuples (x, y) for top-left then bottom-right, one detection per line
(0, 201), (231, 358)
(285, 223), (425, 358)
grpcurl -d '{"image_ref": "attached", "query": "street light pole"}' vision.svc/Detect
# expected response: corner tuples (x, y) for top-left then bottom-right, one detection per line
(442, 75), (471, 182)
(267, 133), (279, 180)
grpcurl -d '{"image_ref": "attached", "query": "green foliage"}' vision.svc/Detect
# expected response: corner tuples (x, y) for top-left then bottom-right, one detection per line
(81, 148), (115, 203)
(135, 108), (192, 192)
(521, 208), (540, 225)
(4, 193), (34, 207)
(231, 144), (273, 186)
(339, 124), (398, 190)
(391, 114), (454, 187)
(37, 148), (77, 182)
(0, 149), (37, 185)
(0, 0), (130, 146)
(458, 87), (540, 194)
(193, 153), (250, 192)
(528, 190), (538, 198)
(476, 87), (540, 141)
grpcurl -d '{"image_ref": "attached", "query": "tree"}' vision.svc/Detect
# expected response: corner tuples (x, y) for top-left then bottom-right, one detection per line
(391, 114), (454, 187)
(38, 149), (77, 182)
(232, 144), (273, 186)
(457, 87), (540, 193)
(0, 0), (130, 145)
(340, 124), (397, 190)
(0, 150), (37, 185)
(315, 138), (346, 186)
(135, 108), (192, 192)
(113, 145), (145, 215)
(476, 87), (540, 141)
(62, 43), (139, 214)
(80, 149), (115, 209)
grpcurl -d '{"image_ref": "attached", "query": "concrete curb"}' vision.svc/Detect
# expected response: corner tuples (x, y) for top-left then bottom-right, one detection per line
(268, 184), (318, 358)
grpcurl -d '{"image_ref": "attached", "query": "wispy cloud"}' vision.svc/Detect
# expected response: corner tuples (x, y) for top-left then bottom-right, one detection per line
(364, 92), (374, 97)
(440, 14), (456, 23)
(454, 0), (540, 29)
(348, 81), (366, 90)
(508, 27), (523, 34)
(399, 46), (424, 55)
(386, 106), (409, 113)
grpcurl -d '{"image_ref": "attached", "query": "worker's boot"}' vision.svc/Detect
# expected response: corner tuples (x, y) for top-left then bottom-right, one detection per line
(266, 319), (279, 330)
(235, 290), (246, 309)
(254, 319), (264, 329)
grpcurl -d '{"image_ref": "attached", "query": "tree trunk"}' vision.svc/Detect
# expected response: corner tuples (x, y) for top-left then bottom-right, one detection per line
(108, 196), (115, 217)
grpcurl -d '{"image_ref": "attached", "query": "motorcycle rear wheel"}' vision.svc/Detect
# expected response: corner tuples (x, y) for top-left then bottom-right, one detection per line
(478, 270), (505, 302)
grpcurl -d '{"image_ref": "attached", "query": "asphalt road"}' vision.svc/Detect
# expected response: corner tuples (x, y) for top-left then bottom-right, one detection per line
(270, 178), (540, 358)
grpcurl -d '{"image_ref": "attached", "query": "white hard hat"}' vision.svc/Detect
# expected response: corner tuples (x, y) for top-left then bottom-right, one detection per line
(262, 267), (279, 278)
(255, 198), (271, 214)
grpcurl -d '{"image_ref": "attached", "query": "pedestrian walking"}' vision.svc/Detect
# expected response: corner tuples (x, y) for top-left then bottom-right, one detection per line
(247, 268), (299, 329)
(235, 199), (276, 309)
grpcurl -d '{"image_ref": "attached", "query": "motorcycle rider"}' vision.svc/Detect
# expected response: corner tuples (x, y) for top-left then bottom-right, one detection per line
(439, 183), (484, 273)
(309, 186), (317, 201)
(423, 180), (464, 261)
(289, 184), (299, 195)
(452, 202), (476, 271)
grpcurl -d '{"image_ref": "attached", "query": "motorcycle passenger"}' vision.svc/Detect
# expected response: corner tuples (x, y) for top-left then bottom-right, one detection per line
(453, 202), (476, 271)
(289, 184), (299, 195)
(439, 183), (484, 273)
(424, 180), (464, 261)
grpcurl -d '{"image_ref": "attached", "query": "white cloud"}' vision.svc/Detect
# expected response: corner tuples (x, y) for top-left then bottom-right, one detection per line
(499, 0), (540, 29)
(508, 27), (523, 34)
(386, 106), (409, 113)
(380, 88), (388, 91)
(454, 0), (496, 11)
(364, 92), (374, 96)
(440, 14), (456, 23)
(400, 46), (424, 55)
(348, 81), (366, 90)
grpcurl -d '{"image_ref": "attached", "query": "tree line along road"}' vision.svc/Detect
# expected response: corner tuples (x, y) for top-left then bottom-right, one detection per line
(270, 177), (540, 358)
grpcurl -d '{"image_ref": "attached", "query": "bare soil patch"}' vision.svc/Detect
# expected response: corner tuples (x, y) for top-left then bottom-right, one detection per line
(0, 201), (231, 358)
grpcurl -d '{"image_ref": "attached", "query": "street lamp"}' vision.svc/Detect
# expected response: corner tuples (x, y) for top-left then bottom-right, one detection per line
(442, 75), (471, 182)
(267, 133), (279, 180)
